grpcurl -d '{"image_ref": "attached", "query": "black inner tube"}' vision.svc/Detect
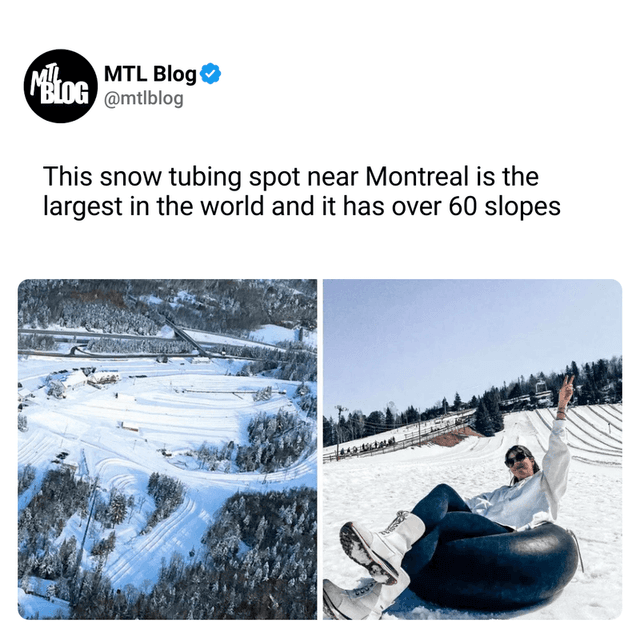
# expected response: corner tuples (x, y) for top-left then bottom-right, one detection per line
(407, 524), (579, 610)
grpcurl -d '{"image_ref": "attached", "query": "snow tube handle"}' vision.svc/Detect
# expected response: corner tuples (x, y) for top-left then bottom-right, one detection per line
(567, 529), (584, 573)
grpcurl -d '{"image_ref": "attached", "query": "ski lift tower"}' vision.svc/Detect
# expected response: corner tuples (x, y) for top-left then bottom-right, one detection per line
(335, 405), (347, 461)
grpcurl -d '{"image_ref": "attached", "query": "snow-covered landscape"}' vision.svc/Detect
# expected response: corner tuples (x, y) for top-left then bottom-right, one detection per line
(323, 405), (622, 620)
(18, 280), (317, 619)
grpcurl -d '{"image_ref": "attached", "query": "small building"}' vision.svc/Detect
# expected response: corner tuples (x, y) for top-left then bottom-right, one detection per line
(88, 371), (120, 385)
(64, 370), (87, 391)
(18, 388), (31, 410)
(535, 379), (547, 394)
(118, 421), (140, 432)
(47, 370), (87, 398)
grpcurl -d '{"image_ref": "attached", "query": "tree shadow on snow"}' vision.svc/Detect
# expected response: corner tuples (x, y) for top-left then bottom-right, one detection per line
(384, 589), (563, 620)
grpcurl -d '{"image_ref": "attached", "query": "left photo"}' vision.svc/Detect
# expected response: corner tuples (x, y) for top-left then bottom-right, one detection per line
(17, 279), (318, 619)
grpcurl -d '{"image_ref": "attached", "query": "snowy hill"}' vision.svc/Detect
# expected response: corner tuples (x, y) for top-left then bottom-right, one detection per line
(19, 351), (316, 617)
(323, 406), (622, 619)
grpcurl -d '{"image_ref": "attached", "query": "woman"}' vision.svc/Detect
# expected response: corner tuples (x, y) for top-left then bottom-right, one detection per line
(323, 375), (574, 620)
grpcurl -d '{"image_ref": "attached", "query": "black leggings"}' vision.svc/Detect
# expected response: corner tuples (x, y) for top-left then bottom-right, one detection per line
(402, 484), (511, 577)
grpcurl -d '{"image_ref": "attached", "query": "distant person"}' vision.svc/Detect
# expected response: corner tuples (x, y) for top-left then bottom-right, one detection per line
(324, 376), (574, 620)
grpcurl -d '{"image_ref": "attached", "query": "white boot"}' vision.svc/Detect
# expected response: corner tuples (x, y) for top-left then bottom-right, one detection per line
(323, 579), (382, 620)
(368, 566), (412, 619)
(340, 511), (426, 585)
(323, 571), (411, 620)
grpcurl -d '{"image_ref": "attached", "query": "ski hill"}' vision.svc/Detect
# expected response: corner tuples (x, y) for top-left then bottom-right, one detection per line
(323, 405), (622, 619)
(18, 347), (317, 607)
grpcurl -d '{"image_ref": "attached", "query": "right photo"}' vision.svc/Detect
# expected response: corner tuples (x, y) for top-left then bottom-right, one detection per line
(322, 279), (622, 620)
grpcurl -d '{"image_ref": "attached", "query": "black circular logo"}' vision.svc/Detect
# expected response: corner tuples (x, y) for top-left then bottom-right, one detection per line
(24, 50), (98, 123)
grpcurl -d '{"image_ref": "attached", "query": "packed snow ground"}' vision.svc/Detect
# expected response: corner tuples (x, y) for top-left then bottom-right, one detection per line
(19, 342), (316, 612)
(323, 406), (622, 620)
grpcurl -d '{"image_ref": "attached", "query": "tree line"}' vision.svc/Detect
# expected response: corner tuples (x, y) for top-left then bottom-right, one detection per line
(71, 488), (317, 619)
(85, 337), (191, 355)
(18, 333), (56, 351)
(190, 408), (314, 474)
(18, 465), (315, 619)
(324, 355), (622, 446)
(18, 279), (317, 336)
(142, 473), (186, 534)
(236, 341), (317, 382)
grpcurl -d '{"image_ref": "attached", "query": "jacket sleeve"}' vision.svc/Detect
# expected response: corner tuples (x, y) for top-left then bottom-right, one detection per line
(540, 418), (571, 519)
(464, 493), (490, 514)
(464, 485), (507, 515)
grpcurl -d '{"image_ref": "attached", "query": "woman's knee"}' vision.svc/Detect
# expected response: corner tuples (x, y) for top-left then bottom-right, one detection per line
(431, 483), (455, 495)
(431, 483), (463, 502)
(431, 484), (469, 512)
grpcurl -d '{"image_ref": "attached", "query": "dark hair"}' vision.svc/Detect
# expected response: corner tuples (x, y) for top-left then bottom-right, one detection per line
(505, 445), (540, 485)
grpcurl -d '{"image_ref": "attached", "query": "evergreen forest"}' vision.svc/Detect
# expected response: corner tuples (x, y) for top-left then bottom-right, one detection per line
(324, 356), (622, 446)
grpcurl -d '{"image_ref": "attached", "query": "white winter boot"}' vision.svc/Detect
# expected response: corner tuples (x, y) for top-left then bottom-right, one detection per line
(323, 571), (412, 620)
(340, 510), (426, 585)
(323, 579), (382, 620)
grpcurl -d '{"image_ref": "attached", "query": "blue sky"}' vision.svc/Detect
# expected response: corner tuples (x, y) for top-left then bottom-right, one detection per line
(323, 280), (622, 419)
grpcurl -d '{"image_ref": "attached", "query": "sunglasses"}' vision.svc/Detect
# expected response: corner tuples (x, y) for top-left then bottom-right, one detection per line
(505, 451), (528, 468)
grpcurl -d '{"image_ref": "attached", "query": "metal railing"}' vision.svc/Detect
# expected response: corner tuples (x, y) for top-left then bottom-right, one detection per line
(322, 419), (472, 464)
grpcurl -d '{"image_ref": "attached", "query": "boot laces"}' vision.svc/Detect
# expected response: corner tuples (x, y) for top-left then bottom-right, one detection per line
(353, 583), (376, 597)
(380, 511), (408, 535)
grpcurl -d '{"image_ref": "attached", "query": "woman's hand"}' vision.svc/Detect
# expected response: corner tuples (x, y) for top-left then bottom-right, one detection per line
(558, 375), (575, 410)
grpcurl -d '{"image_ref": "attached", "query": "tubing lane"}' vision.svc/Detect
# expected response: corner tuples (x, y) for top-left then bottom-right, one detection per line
(586, 404), (622, 429)
(105, 495), (197, 587)
(546, 408), (622, 454)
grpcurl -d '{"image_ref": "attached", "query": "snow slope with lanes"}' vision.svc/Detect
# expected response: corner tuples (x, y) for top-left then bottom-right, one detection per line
(19, 330), (316, 602)
(323, 405), (622, 620)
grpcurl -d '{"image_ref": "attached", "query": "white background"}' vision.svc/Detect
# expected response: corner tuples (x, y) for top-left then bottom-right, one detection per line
(4, 0), (638, 634)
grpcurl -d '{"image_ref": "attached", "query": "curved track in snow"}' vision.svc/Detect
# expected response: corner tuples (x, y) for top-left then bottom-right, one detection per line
(105, 495), (199, 588)
(18, 355), (316, 592)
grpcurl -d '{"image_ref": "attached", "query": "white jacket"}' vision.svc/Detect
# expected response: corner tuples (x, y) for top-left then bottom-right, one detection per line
(464, 419), (570, 530)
